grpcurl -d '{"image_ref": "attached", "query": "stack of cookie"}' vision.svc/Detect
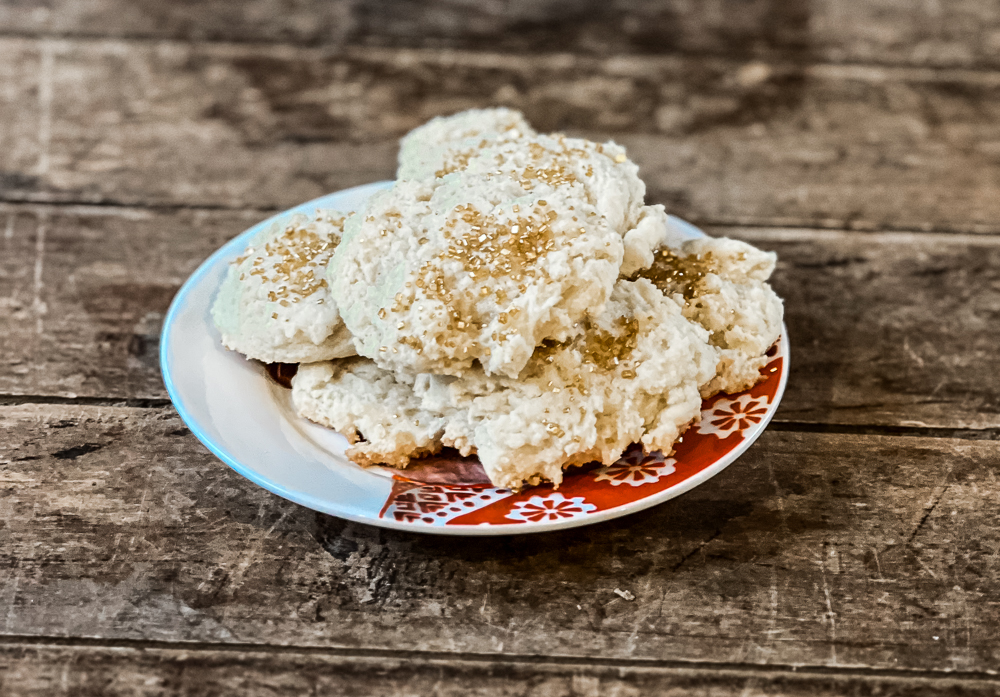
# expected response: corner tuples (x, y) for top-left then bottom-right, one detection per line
(212, 109), (783, 490)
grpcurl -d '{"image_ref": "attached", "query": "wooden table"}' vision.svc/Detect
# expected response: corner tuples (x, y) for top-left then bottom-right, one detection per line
(3, 2), (1000, 694)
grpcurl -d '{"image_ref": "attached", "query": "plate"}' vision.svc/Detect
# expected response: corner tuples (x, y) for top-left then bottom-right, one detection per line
(161, 181), (789, 535)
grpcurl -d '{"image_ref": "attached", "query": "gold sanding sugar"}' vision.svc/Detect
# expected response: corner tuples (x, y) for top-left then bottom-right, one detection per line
(638, 248), (719, 301)
(246, 216), (346, 302)
(533, 314), (640, 377)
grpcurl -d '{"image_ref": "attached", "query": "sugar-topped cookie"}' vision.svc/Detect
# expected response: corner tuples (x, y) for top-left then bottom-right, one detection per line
(212, 211), (356, 364)
(293, 279), (718, 490)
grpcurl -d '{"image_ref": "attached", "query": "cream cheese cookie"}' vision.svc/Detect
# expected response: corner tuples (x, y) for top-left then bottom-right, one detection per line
(406, 115), (667, 276)
(462, 133), (645, 237)
(328, 175), (624, 378)
(292, 359), (445, 467)
(212, 211), (356, 364)
(293, 279), (718, 490)
(636, 236), (784, 395)
(397, 107), (537, 181)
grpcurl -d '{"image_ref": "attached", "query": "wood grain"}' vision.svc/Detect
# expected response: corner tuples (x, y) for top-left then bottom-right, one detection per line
(0, 41), (42, 192)
(0, 204), (260, 400)
(2, 1), (998, 689)
(3, 643), (999, 697)
(2, 0), (1000, 71)
(4, 202), (1000, 430)
(736, 227), (1000, 430)
(3, 403), (1000, 673)
(2, 38), (1000, 232)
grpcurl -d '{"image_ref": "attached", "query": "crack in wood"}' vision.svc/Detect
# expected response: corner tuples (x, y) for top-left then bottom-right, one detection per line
(50, 442), (105, 460)
(768, 422), (1000, 441)
(0, 395), (173, 408)
(2, 400), (997, 442)
(1, 633), (1000, 684)
(0, 195), (281, 215)
(671, 530), (723, 572)
(906, 482), (952, 546)
(1, 25), (1000, 75)
(4, 196), (1000, 237)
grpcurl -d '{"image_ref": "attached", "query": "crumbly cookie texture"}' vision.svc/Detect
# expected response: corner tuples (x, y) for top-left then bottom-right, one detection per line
(239, 108), (785, 493)
(403, 110), (667, 277)
(462, 133), (645, 238)
(636, 236), (784, 395)
(212, 210), (356, 364)
(292, 359), (445, 467)
(328, 174), (624, 378)
(398, 107), (537, 181)
(293, 279), (719, 490)
(621, 204), (671, 277)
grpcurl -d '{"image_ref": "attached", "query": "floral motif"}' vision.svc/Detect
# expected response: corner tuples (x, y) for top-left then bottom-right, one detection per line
(383, 483), (511, 525)
(377, 338), (785, 528)
(505, 493), (597, 523)
(697, 394), (770, 439)
(594, 450), (676, 487)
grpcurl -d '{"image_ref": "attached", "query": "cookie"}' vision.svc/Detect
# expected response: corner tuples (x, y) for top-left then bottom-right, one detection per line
(292, 359), (445, 467)
(397, 107), (537, 181)
(328, 175), (624, 378)
(212, 210), (356, 364)
(636, 236), (784, 395)
(294, 279), (718, 490)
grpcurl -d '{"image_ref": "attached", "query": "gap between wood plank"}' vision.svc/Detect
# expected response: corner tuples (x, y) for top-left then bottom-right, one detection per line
(3, 27), (1000, 78)
(765, 422), (1000, 442)
(0, 634), (997, 684)
(3, 35), (1000, 86)
(6, 197), (1000, 240)
(0, 195), (282, 217)
(0, 395), (172, 408)
(1, 393), (997, 441)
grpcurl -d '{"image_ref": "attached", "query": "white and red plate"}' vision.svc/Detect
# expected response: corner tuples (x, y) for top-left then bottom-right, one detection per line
(161, 181), (789, 535)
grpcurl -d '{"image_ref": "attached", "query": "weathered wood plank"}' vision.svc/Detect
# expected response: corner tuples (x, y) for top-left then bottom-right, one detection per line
(0, 204), (262, 400)
(3, 404), (1000, 673)
(734, 228), (1000, 430)
(2, 643), (999, 697)
(4, 203), (1000, 430)
(0, 41), (42, 192)
(2, 0), (1000, 71)
(3, 38), (1000, 232)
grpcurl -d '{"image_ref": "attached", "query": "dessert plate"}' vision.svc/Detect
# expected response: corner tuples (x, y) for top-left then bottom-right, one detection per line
(161, 181), (789, 535)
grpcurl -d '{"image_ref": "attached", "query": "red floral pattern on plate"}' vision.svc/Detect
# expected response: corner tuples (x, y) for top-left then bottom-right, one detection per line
(695, 394), (770, 439)
(504, 493), (597, 522)
(593, 449), (676, 487)
(379, 483), (512, 526)
(379, 338), (786, 528)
